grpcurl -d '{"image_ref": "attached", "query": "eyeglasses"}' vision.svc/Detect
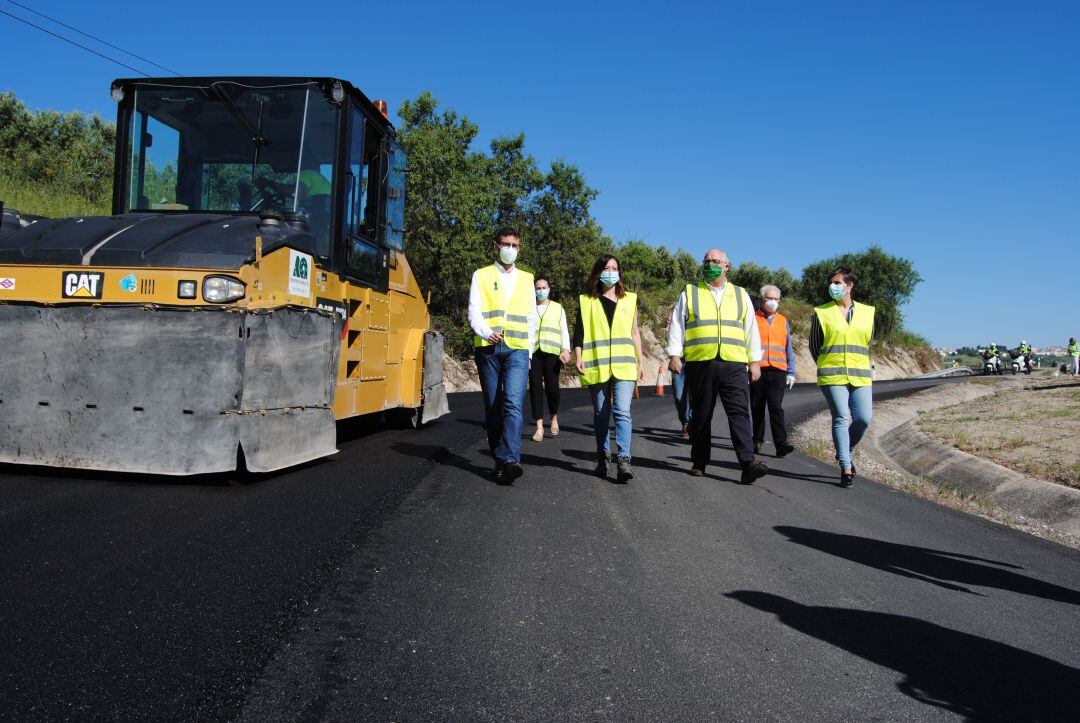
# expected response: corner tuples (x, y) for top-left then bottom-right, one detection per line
(497, 241), (520, 249)
(704, 259), (728, 266)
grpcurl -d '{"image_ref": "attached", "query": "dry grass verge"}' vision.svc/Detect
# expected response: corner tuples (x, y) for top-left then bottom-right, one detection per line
(917, 375), (1080, 489)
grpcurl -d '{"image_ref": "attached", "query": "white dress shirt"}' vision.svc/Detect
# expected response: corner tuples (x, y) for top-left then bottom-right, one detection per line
(468, 263), (539, 356)
(535, 300), (571, 351)
(665, 281), (762, 362)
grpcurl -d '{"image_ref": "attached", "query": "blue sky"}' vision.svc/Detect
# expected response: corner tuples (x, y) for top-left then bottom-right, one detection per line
(1, 0), (1077, 348)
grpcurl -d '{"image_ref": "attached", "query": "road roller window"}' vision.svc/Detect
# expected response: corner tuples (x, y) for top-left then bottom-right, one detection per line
(121, 81), (339, 255)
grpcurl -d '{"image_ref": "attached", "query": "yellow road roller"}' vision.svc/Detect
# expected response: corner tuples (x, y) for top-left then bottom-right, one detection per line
(0, 76), (448, 474)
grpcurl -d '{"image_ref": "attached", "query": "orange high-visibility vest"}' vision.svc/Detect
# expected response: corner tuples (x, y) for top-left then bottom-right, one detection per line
(755, 311), (789, 371)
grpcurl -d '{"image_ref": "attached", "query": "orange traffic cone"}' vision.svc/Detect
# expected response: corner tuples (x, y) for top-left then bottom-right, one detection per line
(655, 364), (665, 396)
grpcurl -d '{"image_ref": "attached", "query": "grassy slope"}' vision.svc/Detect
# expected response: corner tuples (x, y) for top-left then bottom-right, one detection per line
(0, 171), (110, 218)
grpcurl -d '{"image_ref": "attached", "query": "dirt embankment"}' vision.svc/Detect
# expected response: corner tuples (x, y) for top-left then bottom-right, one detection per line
(443, 327), (939, 393)
(918, 375), (1080, 489)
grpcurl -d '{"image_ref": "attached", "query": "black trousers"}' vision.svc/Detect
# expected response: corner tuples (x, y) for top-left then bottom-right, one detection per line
(750, 366), (789, 446)
(685, 358), (755, 468)
(528, 350), (562, 420)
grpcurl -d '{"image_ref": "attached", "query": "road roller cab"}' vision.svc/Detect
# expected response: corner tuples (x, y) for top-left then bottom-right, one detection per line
(0, 76), (448, 475)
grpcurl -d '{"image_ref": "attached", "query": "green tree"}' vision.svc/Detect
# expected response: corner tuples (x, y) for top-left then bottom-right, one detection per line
(798, 246), (922, 340)
(729, 262), (798, 300)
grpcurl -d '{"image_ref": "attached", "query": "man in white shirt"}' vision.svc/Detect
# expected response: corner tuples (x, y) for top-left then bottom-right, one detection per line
(666, 249), (768, 484)
(467, 227), (539, 483)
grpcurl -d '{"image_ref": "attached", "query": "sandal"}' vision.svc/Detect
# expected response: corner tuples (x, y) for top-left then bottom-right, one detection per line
(532, 426), (544, 442)
(550, 420), (560, 437)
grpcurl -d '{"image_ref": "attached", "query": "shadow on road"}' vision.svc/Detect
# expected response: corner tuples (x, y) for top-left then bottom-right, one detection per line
(775, 526), (1080, 605)
(726, 590), (1080, 720)
(389, 442), (494, 483)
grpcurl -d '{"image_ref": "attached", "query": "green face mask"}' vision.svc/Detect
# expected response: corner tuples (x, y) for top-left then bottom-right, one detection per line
(702, 263), (725, 281)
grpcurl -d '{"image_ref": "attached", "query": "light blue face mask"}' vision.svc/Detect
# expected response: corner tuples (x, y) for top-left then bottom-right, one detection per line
(535, 288), (550, 301)
(828, 282), (846, 300)
(600, 270), (620, 288)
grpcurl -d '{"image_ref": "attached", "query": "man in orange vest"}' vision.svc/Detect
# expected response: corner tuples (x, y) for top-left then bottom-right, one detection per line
(751, 284), (796, 457)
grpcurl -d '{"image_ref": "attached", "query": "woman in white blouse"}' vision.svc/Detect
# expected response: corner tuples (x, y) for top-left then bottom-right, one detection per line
(530, 276), (571, 441)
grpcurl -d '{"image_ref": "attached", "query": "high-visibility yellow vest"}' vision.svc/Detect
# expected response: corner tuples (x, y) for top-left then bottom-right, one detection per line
(682, 282), (750, 363)
(1069, 342), (1079, 358)
(534, 301), (565, 355)
(473, 264), (534, 350)
(579, 293), (638, 385)
(755, 311), (789, 371)
(814, 300), (875, 387)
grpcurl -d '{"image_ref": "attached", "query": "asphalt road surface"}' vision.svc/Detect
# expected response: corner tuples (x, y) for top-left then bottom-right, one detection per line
(2, 378), (1078, 720)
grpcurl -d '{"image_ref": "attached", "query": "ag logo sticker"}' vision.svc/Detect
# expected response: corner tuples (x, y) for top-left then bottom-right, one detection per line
(62, 271), (104, 299)
(288, 249), (312, 298)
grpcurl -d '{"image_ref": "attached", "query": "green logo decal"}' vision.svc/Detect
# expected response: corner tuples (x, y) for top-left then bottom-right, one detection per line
(293, 256), (309, 280)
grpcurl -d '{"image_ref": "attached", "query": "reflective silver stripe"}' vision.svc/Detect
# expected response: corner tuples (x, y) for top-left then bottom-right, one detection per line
(503, 329), (529, 340)
(685, 319), (714, 330)
(482, 309), (503, 319)
(690, 284), (700, 320)
(819, 345), (870, 355)
(583, 356), (638, 368)
(540, 330), (562, 340)
(766, 345), (786, 352)
(582, 337), (634, 351)
(505, 314), (529, 323)
(684, 337), (718, 347)
(817, 367), (873, 378)
(489, 326), (503, 334)
(720, 320), (742, 329)
(734, 285), (744, 321)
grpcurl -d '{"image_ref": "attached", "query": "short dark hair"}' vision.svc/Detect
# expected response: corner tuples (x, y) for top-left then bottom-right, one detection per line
(534, 274), (550, 287)
(829, 266), (856, 285)
(494, 226), (521, 243)
(585, 254), (625, 298)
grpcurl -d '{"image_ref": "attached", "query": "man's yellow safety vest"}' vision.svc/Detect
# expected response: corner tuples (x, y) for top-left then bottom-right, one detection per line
(682, 282), (750, 363)
(579, 293), (638, 385)
(1069, 342), (1079, 358)
(473, 264), (534, 350)
(814, 300), (875, 387)
(534, 301), (565, 355)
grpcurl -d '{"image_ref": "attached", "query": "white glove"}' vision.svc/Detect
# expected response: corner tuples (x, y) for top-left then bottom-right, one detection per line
(786, 375), (796, 390)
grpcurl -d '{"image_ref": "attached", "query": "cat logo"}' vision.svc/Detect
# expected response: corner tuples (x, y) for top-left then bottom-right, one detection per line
(62, 271), (105, 299)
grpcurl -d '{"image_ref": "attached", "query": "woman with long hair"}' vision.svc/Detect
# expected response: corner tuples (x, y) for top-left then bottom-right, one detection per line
(574, 254), (646, 482)
(529, 276), (571, 441)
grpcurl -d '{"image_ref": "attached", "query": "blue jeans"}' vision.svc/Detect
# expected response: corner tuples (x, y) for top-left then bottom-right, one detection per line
(820, 384), (873, 470)
(671, 361), (691, 426)
(587, 379), (635, 460)
(475, 344), (529, 465)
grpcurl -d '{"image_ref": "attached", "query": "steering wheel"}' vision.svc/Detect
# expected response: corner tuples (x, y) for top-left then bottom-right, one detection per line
(254, 175), (290, 209)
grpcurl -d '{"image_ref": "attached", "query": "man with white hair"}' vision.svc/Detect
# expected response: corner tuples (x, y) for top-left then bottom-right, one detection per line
(666, 249), (768, 484)
(751, 284), (796, 457)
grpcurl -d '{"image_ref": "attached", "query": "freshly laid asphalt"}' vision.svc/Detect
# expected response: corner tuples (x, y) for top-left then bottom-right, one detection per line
(1, 378), (1078, 720)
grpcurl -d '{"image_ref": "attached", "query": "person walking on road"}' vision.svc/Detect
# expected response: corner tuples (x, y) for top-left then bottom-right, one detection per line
(1068, 337), (1079, 375)
(530, 276), (571, 442)
(809, 266), (875, 488)
(575, 254), (646, 482)
(666, 308), (691, 437)
(751, 285), (796, 458)
(468, 227), (538, 483)
(666, 249), (768, 484)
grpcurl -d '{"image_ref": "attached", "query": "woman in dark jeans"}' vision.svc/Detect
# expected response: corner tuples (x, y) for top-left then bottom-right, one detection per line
(529, 276), (571, 441)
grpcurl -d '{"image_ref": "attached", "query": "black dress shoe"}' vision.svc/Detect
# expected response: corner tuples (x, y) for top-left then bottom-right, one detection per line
(740, 460), (768, 485)
(689, 466), (705, 477)
(776, 442), (795, 458)
(840, 470), (854, 488)
(503, 462), (524, 482)
(850, 461), (857, 478)
(492, 462), (504, 482)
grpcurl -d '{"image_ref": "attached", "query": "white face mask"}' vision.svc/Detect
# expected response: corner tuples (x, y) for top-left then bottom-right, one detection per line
(763, 299), (780, 313)
(498, 245), (519, 265)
